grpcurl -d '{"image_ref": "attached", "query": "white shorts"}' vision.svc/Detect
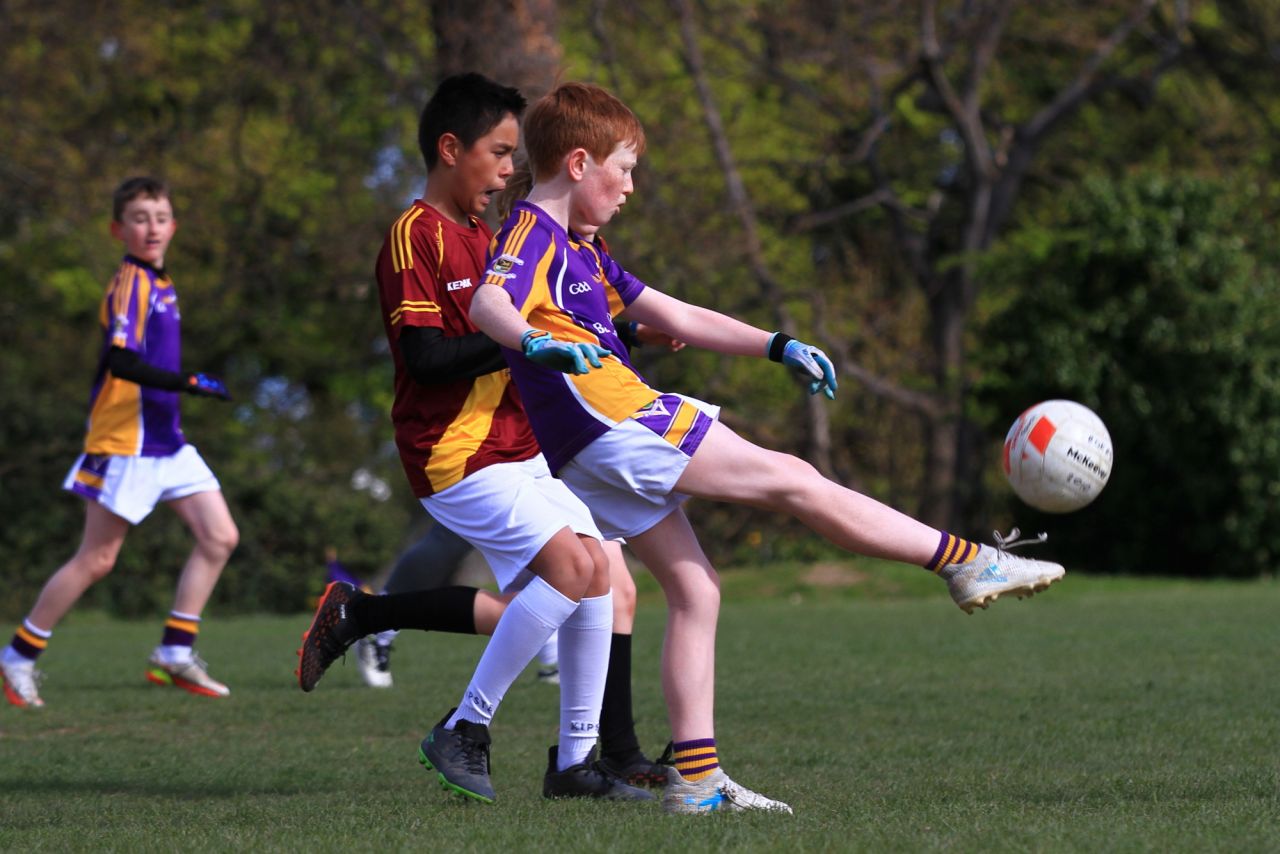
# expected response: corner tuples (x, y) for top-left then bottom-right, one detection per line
(421, 455), (602, 593)
(63, 444), (220, 525)
(559, 393), (720, 540)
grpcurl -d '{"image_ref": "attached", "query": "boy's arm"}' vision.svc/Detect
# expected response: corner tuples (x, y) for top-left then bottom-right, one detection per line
(106, 347), (231, 400)
(621, 289), (838, 399)
(469, 284), (534, 350)
(399, 327), (506, 385)
(470, 284), (611, 375)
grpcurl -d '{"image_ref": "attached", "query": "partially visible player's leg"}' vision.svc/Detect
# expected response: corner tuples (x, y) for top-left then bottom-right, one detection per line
(383, 522), (475, 594)
(596, 539), (671, 788)
(676, 421), (1064, 612)
(3, 501), (128, 708)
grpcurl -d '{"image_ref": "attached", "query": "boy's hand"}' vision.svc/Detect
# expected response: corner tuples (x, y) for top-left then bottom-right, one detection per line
(185, 372), (231, 400)
(769, 334), (838, 400)
(522, 330), (611, 375)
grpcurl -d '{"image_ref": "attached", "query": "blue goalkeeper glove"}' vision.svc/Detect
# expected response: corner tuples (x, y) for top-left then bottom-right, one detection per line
(184, 372), (231, 401)
(521, 330), (612, 375)
(767, 333), (838, 400)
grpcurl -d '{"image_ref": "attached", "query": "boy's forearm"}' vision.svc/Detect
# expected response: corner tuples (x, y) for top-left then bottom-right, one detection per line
(469, 284), (531, 350)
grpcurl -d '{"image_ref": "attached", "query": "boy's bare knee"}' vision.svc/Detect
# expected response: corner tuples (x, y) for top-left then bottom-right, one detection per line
(199, 522), (239, 559)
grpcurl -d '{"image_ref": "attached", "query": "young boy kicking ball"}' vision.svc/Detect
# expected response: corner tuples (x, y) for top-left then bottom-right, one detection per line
(469, 82), (1066, 815)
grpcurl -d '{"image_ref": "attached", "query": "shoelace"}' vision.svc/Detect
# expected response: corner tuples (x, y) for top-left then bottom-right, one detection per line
(992, 527), (1048, 552)
(458, 731), (491, 775)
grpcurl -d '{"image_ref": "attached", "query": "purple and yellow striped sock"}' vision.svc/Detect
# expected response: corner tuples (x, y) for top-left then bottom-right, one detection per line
(672, 738), (719, 782)
(161, 611), (201, 649)
(925, 532), (979, 573)
(9, 619), (51, 662)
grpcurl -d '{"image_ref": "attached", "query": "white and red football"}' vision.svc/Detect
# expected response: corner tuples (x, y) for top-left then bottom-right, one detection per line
(1003, 400), (1113, 513)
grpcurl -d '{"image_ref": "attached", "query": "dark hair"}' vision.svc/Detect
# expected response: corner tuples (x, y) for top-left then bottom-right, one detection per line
(113, 176), (171, 221)
(418, 73), (527, 172)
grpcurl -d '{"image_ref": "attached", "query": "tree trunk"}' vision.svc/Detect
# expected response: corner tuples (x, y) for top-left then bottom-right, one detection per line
(430, 0), (561, 98)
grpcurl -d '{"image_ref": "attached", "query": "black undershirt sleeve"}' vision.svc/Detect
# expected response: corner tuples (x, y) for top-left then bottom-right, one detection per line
(399, 325), (507, 385)
(105, 346), (187, 390)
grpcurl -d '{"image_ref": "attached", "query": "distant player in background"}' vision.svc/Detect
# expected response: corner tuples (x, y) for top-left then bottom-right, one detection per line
(1, 177), (238, 709)
(469, 82), (1068, 814)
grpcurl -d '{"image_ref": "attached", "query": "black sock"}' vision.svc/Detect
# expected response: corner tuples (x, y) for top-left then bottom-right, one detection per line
(351, 587), (479, 636)
(600, 633), (642, 760)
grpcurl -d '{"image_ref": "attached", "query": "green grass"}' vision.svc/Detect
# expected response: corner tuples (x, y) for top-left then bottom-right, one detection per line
(2, 574), (1278, 852)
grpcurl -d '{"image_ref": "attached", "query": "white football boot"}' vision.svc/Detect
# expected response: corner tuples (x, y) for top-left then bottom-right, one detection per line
(356, 637), (393, 688)
(938, 529), (1065, 614)
(662, 767), (793, 815)
(1, 654), (44, 708)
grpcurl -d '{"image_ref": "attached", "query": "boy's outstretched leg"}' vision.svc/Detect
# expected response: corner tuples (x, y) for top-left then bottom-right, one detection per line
(675, 421), (1064, 613)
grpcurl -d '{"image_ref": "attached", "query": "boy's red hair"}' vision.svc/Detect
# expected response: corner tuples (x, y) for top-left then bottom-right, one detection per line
(524, 83), (646, 181)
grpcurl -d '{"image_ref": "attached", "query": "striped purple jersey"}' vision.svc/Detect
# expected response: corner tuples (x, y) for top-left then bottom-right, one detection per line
(482, 202), (660, 472)
(83, 256), (185, 456)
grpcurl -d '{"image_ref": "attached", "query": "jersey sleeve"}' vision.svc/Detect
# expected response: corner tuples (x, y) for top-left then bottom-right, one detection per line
(106, 264), (151, 354)
(384, 213), (447, 335)
(483, 209), (556, 321)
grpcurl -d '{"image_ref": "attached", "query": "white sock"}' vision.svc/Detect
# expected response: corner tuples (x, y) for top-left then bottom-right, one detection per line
(375, 629), (398, 647)
(157, 645), (194, 665)
(555, 592), (613, 769)
(448, 576), (577, 730)
(538, 630), (559, 668)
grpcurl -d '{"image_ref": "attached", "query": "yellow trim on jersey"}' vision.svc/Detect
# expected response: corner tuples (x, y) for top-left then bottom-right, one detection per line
(515, 244), (558, 319)
(436, 220), (445, 268)
(74, 469), (105, 489)
(392, 206), (425, 273)
(389, 299), (442, 326)
(84, 375), (143, 455)
(483, 210), (538, 287)
(423, 371), (510, 493)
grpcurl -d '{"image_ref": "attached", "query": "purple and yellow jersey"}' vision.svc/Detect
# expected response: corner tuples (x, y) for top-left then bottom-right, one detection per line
(483, 202), (660, 472)
(83, 256), (185, 457)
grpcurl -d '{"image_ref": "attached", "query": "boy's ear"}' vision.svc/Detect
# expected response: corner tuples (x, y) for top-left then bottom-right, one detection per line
(566, 148), (590, 182)
(438, 132), (462, 168)
(109, 220), (123, 240)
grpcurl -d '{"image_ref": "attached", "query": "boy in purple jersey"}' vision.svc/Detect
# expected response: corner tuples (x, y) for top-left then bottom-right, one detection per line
(470, 83), (1068, 815)
(1, 177), (238, 709)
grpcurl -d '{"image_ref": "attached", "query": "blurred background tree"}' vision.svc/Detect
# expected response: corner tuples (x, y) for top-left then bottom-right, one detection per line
(2, 0), (1278, 617)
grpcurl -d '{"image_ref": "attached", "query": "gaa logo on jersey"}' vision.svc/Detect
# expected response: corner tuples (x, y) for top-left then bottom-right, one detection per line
(568, 281), (593, 295)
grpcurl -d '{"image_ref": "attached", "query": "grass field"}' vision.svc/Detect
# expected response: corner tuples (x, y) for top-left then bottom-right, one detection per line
(2, 568), (1277, 852)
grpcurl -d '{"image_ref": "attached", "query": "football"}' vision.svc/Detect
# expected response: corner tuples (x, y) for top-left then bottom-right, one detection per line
(1002, 400), (1113, 513)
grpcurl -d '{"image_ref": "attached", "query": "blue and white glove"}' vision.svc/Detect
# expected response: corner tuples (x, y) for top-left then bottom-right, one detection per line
(184, 372), (231, 401)
(521, 330), (612, 375)
(767, 333), (837, 400)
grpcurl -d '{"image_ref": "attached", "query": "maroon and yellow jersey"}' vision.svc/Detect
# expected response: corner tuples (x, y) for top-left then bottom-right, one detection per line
(375, 201), (539, 497)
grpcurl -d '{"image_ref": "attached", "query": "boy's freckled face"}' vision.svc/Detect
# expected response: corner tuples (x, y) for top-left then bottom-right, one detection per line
(111, 196), (176, 267)
(575, 143), (637, 230)
(453, 113), (520, 219)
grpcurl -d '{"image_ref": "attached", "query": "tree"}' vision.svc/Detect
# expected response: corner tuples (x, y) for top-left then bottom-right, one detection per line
(977, 173), (1280, 576)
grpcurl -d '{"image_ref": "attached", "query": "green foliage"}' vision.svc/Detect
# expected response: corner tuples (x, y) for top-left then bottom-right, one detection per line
(977, 173), (1280, 576)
